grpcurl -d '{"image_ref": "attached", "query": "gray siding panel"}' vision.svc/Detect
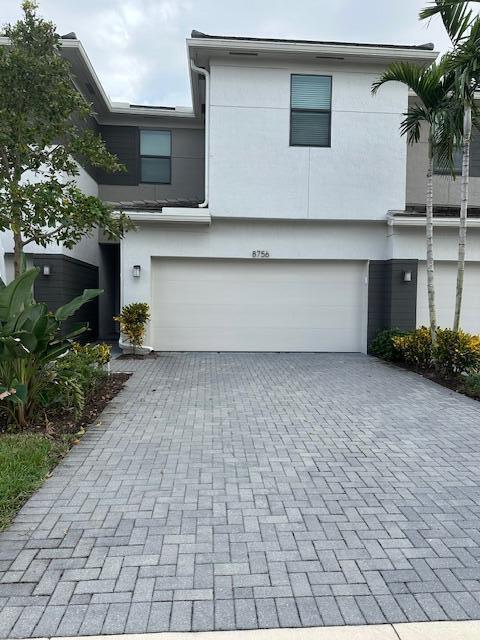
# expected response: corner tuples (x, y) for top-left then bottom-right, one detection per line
(97, 125), (140, 185)
(368, 259), (418, 347)
(470, 129), (480, 178)
(97, 125), (205, 201)
(32, 255), (99, 340)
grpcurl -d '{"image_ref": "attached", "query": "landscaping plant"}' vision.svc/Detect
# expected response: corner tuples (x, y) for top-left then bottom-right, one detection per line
(114, 303), (150, 354)
(433, 327), (480, 377)
(369, 329), (407, 362)
(463, 372), (480, 398)
(392, 327), (434, 370)
(420, 1), (480, 331)
(41, 343), (112, 418)
(0, 1), (133, 277)
(0, 268), (102, 428)
(372, 63), (459, 344)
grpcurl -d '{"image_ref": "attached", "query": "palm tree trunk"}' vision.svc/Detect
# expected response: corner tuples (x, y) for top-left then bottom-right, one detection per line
(453, 105), (472, 332)
(426, 141), (437, 344)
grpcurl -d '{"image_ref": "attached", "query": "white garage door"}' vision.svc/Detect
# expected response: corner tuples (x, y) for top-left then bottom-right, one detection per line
(151, 259), (366, 352)
(417, 261), (480, 333)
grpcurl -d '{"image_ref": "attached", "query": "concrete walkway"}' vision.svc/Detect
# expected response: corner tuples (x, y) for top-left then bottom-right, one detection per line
(2, 353), (480, 638)
(9, 620), (480, 639)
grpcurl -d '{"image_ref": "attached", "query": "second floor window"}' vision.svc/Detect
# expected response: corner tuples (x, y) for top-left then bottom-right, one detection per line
(140, 130), (171, 183)
(290, 74), (332, 147)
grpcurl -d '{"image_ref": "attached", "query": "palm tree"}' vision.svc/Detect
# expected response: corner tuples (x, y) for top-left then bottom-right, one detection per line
(420, 1), (480, 331)
(372, 62), (455, 342)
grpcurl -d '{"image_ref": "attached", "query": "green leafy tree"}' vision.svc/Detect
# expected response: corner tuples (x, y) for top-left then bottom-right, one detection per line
(372, 61), (457, 342)
(420, 1), (480, 331)
(0, 1), (133, 277)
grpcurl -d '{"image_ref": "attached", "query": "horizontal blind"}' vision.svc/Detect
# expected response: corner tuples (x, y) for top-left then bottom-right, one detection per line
(291, 75), (331, 110)
(291, 112), (330, 146)
(141, 157), (171, 183)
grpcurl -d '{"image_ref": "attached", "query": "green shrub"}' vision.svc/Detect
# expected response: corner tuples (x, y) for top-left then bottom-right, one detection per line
(0, 268), (102, 428)
(463, 373), (480, 398)
(114, 303), (150, 353)
(393, 327), (433, 370)
(369, 329), (407, 361)
(434, 329), (480, 377)
(45, 342), (112, 415)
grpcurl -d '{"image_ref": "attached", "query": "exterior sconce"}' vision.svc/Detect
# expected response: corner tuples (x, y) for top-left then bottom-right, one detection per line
(132, 265), (141, 278)
(403, 271), (412, 283)
(42, 265), (51, 276)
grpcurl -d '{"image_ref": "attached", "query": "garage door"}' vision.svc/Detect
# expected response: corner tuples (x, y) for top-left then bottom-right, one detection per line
(151, 259), (366, 352)
(417, 261), (480, 333)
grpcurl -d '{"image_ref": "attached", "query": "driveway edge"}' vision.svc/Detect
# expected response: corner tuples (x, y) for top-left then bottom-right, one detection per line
(17, 619), (480, 640)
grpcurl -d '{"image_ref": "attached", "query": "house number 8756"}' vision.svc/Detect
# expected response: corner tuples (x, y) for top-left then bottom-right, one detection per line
(252, 250), (270, 258)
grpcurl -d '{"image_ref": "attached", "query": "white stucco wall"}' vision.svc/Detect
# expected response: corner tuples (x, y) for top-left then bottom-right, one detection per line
(389, 224), (480, 262)
(208, 58), (408, 220)
(120, 218), (388, 344)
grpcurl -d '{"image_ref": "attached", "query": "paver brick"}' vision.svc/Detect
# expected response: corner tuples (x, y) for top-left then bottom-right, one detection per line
(2, 353), (480, 636)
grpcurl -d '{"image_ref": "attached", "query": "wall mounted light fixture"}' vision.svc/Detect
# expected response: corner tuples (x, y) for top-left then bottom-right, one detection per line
(132, 265), (141, 278)
(42, 265), (51, 276)
(403, 271), (412, 282)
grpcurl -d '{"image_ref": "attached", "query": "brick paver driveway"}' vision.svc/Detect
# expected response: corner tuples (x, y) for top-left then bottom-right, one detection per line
(2, 353), (480, 637)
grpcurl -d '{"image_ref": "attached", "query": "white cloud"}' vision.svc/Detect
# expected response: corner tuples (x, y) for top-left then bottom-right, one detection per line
(2, 0), (467, 106)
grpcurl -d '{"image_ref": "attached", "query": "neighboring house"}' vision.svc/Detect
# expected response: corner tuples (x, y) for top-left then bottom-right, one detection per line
(5, 30), (480, 351)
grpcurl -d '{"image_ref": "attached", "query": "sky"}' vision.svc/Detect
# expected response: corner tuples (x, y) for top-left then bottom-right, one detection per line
(2, 0), (455, 108)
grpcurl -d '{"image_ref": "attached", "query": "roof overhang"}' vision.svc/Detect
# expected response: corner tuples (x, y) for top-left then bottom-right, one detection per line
(187, 35), (439, 70)
(388, 212), (480, 228)
(115, 208), (211, 224)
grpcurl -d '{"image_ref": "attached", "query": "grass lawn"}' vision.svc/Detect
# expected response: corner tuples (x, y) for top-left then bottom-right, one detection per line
(0, 434), (71, 531)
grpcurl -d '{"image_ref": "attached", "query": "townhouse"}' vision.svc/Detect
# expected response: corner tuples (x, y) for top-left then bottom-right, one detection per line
(3, 30), (480, 351)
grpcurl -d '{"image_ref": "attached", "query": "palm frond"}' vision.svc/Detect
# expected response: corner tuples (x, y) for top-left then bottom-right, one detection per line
(372, 59), (453, 111)
(420, 0), (477, 44)
(446, 17), (480, 99)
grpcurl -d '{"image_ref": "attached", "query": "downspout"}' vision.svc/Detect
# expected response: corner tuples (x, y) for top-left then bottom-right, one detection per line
(190, 60), (210, 208)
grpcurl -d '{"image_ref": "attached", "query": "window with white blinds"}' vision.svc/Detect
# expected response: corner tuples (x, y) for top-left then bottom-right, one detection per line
(290, 74), (332, 147)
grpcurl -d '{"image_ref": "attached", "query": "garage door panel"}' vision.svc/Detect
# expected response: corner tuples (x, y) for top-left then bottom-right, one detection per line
(156, 327), (361, 352)
(417, 262), (480, 333)
(155, 283), (361, 307)
(151, 258), (365, 351)
(154, 302), (360, 329)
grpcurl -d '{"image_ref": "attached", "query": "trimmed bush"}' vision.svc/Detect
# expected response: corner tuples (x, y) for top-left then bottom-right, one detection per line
(393, 327), (433, 370)
(463, 373), (480, 398)
(114, 303), (150, 354)
(369, 329), (407, 362)
(434, 329), (480, 377)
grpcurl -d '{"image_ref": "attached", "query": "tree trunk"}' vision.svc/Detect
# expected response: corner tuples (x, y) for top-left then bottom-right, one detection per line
(13, 230), (24, 278)
(426, 142), (437, 344)
(453, 105), (472, 332)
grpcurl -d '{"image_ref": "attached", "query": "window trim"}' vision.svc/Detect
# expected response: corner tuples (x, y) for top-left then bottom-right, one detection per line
(139, 129), (172, 184)
(289, 74), (332, 148)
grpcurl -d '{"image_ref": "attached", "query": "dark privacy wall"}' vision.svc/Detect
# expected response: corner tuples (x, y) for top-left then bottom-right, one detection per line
(367, 259), (418, 346)
(32, 254), (99, 340)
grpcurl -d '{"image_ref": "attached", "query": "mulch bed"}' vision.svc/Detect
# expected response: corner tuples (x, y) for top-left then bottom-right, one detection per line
(394, 362), (478, 400)
(0, 372), (131, 439)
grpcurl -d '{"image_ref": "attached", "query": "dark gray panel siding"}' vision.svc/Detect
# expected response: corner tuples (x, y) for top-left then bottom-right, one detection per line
(97, 126), (140, 185)
(470, 129), (480, 178)
(367, 259), (418, 347)
(32, 254), (99, 340)
(97, 125), (205, 201)
(367, 261), (387, 345)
